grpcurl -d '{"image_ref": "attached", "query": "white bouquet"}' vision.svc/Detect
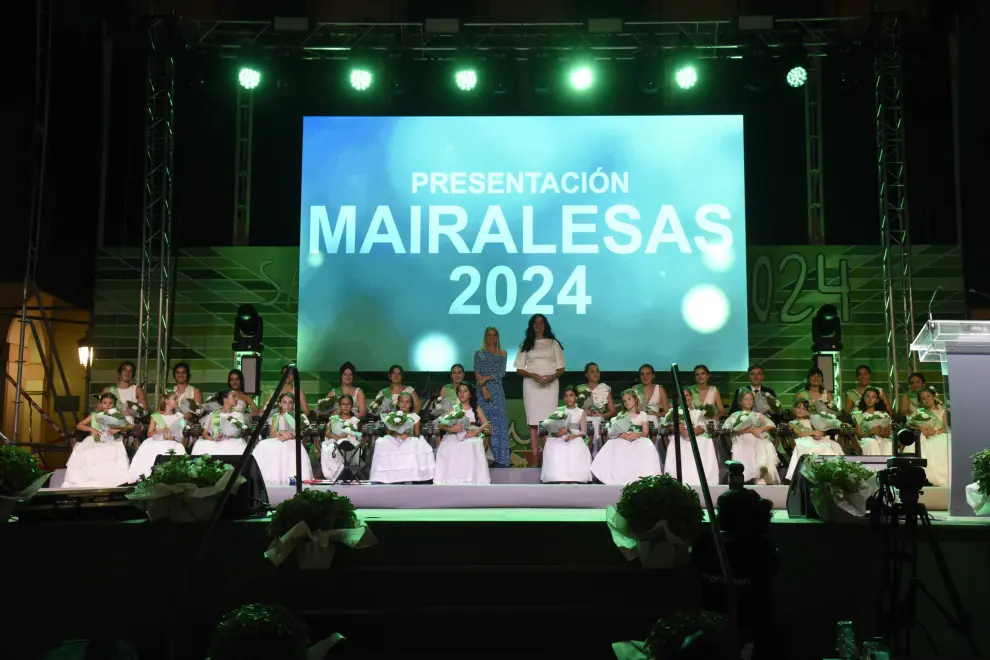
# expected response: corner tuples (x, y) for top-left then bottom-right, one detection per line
(126, 400), (148, 419)
(763, 393), (783, 415)
(164, 418), (186, 442)
(908, 408), (943, 432)
(607, 412), (632, 438)
(431, 395), (454, 417)
(220, 413), (248, 437)
(810, 411), (841, 432)
(543, 407), (569, 435)
(728, 411), (760, 433)
(383, 410), (414, 435)
(178, 398), (202, 416)
(859, 411), (891, 435)
(437, 408), (467, 427)
(814, 398), (840, 416)
(575, 384), (592, 410)
(330, 415), (361, 439)
(367, 390), (389, 416)
(95, 408), (128, 429)
(316, 393), (337, 412)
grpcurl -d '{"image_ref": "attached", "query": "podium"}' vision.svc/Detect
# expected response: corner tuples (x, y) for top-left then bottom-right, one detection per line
(911, 320), (990, 516)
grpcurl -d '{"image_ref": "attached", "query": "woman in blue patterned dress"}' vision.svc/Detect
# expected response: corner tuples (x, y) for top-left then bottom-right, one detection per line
(475, 326), (510, 468)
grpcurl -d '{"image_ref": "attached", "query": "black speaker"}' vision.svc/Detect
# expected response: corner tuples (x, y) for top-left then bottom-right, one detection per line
(153, 453), (269, 519)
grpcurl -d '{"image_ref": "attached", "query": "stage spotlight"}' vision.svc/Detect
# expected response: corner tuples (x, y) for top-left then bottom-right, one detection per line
(787, 65), (808, 88)
(569, 65), (594, 91)
(674, 65), (697, 89)
(237, 66), (262, 90)
(455, 68), (478, 91)
(811, 304), (843, 352)
(233, 304), (264, 352)
(349, 68), (373, 91)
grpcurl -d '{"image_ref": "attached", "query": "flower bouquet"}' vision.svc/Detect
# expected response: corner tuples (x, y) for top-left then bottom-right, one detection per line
(383, 410), (414, 437)
(316, 393), (338, 413)
(800, 455), (875, 523)
(966, 449), (990, 516)
(763, 392), (783, 415)
(437, 407), (466, 427)
(93, 408), (129, 442)
(607, 412), (632, 438)
(699, 403), (717, 421)
(265, 489), (377, 570)
(367, 390), (388, 416)
(728, 411), (760, 433)
(908, 408), (943, 433)
(575, 384), (592, 410)
(810, 410), (840, 432)
(126, 450), (246, 522)
(178, 397), (202, 417)
(221, 414), (248, 437)
(543, 407), (569, 435)
(814, 398), (840, 416)
(0, 446), (50, 523)
(607, 475), (704, 569)
(126, 400), (149, 419)
(859, 411), (892, 435)
(329, 415), (361, 440)
(207, 603), (345, 660)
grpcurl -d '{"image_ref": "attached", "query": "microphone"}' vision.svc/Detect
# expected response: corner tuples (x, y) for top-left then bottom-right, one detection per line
(928, 286), (941, 330)
(968, 288), (990, 304)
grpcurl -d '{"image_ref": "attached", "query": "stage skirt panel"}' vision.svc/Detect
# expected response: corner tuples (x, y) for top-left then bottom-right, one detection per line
(369, 435), (436, 483)
(730, 433), (781, 484)
(192, 438), (247, 456)
(860, 436), (893, 456)
(541, 436), (592, 483)
(434, 433), (491, 485)
(253, 438), (314, 485)
(785, 436), (845, 481)
(920, 432), (950, 486)
(62, 436), (131, 488)
(664, 435), (721, 486)
(127, 439), (186, 483)
(590, 437), (662, 486)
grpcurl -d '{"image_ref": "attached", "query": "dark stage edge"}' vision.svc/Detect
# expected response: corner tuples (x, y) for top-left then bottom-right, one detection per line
(2, 510), (989, 659)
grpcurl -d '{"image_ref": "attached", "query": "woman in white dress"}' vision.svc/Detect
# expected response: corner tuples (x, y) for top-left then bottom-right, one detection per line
(541, 387), (592, 483)
(514, 314), (566, 466)
(194, 389), (248, 455)
(580, 362), (615, 456)
(909, 386), (950, 486)
(784, 399), (845, 481)
(63, 392), (131, 488)
(724, 391), (781, 484)
(172, 362), (204, 422)
(321, 362), (366, 419)
(590, 389), (661, 485)
(127, 390), (187, 482)
(434, 384), (491, 485)
(794, 367), (834, 410)
(663, 389), (720, 485)
(103, 361), (148, 423)
(634, 364), (668, 426)
(899, 372), (927, 417)
(844, 364), (892, 416)
(227, 369), (260, 416)
(688, 364), (726, 418)
(369, 365), (421, 416)
(370, 392), (436, 483)
(253, 392), (314, 485)
(266, 365), (310, 415)
(852, 387), (894, 455)
(321, 394), (363, 481)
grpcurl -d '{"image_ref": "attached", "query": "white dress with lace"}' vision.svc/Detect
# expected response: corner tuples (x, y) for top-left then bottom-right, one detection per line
(784, 418), (845, 481)
(725, 411), (781, 484)
(590, 412), (662, 485)
(192, 412), (248, 456)
(127, 412), (187, 482)
(370, 412), (436, 483)
(541, 407), (592, 483)
(252, 412), (314, 485)
(434, 408), (491, 485)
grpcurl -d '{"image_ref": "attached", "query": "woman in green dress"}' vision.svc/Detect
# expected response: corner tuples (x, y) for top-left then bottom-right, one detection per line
(898, 372), (926, 417)
(438, 363), (469, 410)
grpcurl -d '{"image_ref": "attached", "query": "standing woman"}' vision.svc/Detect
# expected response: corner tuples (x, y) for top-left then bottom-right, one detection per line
(266, 365), (310, 415)
(635, 364), (669, 426)
(172, 362), (203, 421)
(439, 363), (468, 411)
(844, 365), (892, 415)
(688, 365), (725, 419)
(514, 314), (566, 466)
(227, 369), (261, 416)
(104, 361), (148, 422)
(582, 362), (616, 454)
(475, 327), (509, 468)
(322, 362), (366, 419)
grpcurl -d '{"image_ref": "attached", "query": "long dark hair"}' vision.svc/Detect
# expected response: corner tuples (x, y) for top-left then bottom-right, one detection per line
(520, 314), (563, 353)
(802, 367), (825, 394)
(227, 369), (245, 391)
(456, 382), (479, 416)
(857, 386), (889, 414)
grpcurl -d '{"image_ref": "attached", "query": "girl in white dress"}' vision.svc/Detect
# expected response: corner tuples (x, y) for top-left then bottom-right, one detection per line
(634, 364), (669, 427)
(321, 394), (363, 481)
(368, 365), (421, 416)
(844, 364), (892, 415)
(370, 392), (436, 483)
(579, 362), (615, 456)
(852, 387), (894, 455)
(724, 391), (781, 484)
(590, 389), (661, 485)
(253, 392), (314, 485)
(321, 362), (366, 418)
(194, 389), (248, 455)
(63, 392), (131, 488)
(909, 386), (950, 486)
(434, 384), (491, 485)
(784, 399), (845, 481)
(172, 362), (203, 422)
(127, 390), (187, 482)
(104, 360), (149, 423)
(514, 314), (566, 466)
(541, 387), (592, 483)
(663, 389), (720, 485)
(688, 364), (726, 418)
(266, 365), (310, 415)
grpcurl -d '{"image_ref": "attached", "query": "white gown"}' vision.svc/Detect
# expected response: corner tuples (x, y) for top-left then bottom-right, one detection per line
(918, 408), (950, 487)
(640, 385), (662, 426)
(590, 412), (662, 485)
(515, 339), (565, 425)
(785, 418), (845, 480)
(252, 413), (314, 485)
(321, 415), (363, 481)
(112, 384), (138, 425)
(726, 411), (781, 484)
(193, 412), (248, 455)
(369, 412), (436, 483)
(62, 421), (131, 489)
(585, 383), (611, 455)
(541, 407), (592, 483)
(664, 409), (721, 486)
(852, 410), (894, 455)
(435, 408), (491, 485)
(127, 412), (186, 482)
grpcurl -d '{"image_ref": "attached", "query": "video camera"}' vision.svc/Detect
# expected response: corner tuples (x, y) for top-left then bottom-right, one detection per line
(875, 427), (929, 504)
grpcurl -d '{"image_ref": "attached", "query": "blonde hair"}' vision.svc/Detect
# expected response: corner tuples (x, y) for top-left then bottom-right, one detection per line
(620, 388), (640, 413)
(158, 390), (178, 413)
(481, 326), (502, 353)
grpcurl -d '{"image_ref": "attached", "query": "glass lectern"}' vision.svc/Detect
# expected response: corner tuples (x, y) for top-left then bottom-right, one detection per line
(911, 320), (990, 516)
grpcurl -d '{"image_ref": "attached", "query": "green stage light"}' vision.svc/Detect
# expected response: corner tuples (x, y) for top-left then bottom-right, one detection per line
(569, 65), (593, 91)
(786, 66), (808, 88)
(237, 67), (262, 90)
(674, 65), (697, 90)
(455, 69), (478, 91)
(350, 68), (373, 91)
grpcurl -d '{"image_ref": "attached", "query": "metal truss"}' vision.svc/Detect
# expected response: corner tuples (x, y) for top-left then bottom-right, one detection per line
(232, 85), (254, 246)
(137, 18), (176, 404)
(179, 18), (865, 57)
(874, 11), (916, 402)
(805, 55), (825, 244)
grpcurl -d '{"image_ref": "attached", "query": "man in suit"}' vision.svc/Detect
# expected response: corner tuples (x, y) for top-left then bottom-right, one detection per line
(729, 365), (777, 415)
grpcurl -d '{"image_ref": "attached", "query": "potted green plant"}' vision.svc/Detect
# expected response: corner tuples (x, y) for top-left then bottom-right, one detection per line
(207, 603), (344, 660)
(265, 489), (377, 570)
(125, 451), (246, 522)
(606, 475), (704, 569)
(0, 446), (49, 523)
(800, 455), (874, 523)
(965, 449), (990, 516)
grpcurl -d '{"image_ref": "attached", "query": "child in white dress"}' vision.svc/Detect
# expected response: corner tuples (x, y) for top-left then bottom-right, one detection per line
(784, 399), (845, 481)
(724, 391), (781, 484)
(434, 383), (492, 485)
(541, 387), (592, 483)
(910, 386), (950, 487)
(253, 392), (314, 485)
(194, 389), (249, 456)
(63, 392), (131, 488)
(663, 388), (721, 486)
(321, 394), (363, 481)
(852, 387), (894, 455)
(590, 388), (662, 485)
(370, 392), (436, 483)
(128, 390), (187, 482)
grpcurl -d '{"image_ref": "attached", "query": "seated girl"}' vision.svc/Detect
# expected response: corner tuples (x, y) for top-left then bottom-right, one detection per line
(663, 389), (720, 486)
(370, 392), (436, 484)
(253, 392), (314, 486)
(194, 389), (248, 456)
(852, 386), (893, 455)
(908, 385), (950, 486)
(724, 391), (780, 485)
(784, 399), (844, 481)
(321, 394), (363, 481)
(127, 390), (187, 483)
(590, 388), (661, 485)
(434, 383), (491, 485)
(63, 392), (131, 488)
(541, 386), (592, 483)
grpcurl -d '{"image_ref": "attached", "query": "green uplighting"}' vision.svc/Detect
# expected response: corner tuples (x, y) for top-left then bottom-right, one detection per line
(455, 69), (478, 91)
(569, 66), (593, 91)
(674, 65), (697, 90)
(237, 67), (261, 90)
(350, 68), (373, 91)
(786, 66), (808, 88)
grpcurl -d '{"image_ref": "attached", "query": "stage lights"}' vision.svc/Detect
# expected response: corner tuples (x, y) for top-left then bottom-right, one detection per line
(787, 65), (808, 88)
(569, 65), (594, 91)
(454, 68), (478, 91)
(233, 304), (264, 352)
(350, 68), (373, 91)
(237, 67), (262, 90)
(811, 304), (843, 352)
(674, 65), (698, 90)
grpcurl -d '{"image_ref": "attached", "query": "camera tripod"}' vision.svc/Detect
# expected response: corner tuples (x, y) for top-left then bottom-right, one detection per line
(873, 480), (979, 658)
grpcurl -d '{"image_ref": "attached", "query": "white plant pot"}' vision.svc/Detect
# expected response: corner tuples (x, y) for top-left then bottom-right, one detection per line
(813, 492), (861, 524)
(297, 538), (337, 570)
(965, 484), (990, 516)
(637, 538), (689, 569)
(144, 494), (223, 522)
